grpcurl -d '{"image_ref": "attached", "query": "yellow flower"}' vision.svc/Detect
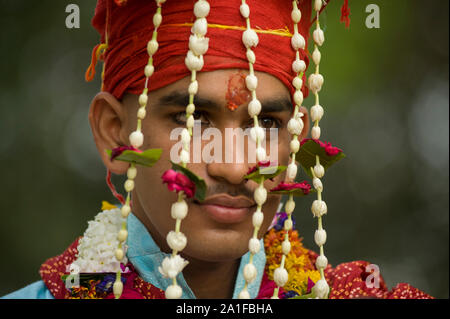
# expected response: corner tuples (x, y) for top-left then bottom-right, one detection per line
(101, 201), (117, 211)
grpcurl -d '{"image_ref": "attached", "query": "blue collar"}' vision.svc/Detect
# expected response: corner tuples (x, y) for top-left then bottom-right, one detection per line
(126, 213), (266, 299)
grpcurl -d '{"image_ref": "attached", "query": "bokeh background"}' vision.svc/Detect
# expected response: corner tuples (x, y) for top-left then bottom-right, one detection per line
(0, 0), (448, 298)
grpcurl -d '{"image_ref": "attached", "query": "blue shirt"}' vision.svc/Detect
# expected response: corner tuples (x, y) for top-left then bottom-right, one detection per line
(2, 213), (266, 299)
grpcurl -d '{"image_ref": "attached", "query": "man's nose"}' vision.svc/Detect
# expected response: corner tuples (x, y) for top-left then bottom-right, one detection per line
(205, 127), (252, 185)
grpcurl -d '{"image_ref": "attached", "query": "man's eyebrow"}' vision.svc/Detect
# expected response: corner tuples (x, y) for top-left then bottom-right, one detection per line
(157, 91), (221, 110)
(157, 91), (292, 113)
(260, 97), (293, 113)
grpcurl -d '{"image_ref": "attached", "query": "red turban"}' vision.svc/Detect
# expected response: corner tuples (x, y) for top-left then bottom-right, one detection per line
(87, 0), (329, 101)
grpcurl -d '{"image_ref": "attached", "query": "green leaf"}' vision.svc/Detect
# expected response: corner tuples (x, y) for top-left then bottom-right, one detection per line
(243, 165), (287, 183)
(290, 292), (315, 299)
(170, 161), (207, 202)
(296, 140), (346, 178)
(106, 148), (162, 167)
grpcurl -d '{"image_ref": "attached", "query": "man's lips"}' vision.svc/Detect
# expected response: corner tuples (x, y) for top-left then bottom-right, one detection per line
(194, 194), (256, 224)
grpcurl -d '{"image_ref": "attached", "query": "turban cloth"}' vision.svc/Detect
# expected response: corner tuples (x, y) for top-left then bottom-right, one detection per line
(89, 0), (315, 102)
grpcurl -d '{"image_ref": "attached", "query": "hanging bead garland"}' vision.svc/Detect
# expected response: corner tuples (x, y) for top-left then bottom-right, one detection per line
(112, 0), (167, 300)
(309, 0), (330, 299)
(270, 0), (306, 299)
(158, 0), (211, 300)
(238, 0), (269, 300)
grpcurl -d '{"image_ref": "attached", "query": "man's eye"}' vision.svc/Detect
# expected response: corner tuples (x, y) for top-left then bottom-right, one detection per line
(258, 116), (281, 129)
(173, 111), (209, 125)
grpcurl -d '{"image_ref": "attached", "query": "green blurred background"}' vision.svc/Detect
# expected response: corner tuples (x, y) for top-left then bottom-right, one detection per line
(0, 0), (448, 298)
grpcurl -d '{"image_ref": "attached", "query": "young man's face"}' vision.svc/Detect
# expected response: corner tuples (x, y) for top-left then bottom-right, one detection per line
(90, 69), (309, 263)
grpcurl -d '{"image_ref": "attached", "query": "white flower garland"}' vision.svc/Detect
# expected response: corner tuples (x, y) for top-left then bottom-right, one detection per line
(71, 207), (126, 273)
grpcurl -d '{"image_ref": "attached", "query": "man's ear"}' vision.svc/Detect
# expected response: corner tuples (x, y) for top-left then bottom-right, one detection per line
(298, 106), (310, 140)
(88, 91), (130, 175)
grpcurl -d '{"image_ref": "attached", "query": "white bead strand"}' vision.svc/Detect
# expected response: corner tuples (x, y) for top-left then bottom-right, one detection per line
(238, 0), (269, 299)
(270, 2), (307, 299)
(113, 0), (167, 299)
(159, 0), (211, 300)
(308, 1), (330, 298)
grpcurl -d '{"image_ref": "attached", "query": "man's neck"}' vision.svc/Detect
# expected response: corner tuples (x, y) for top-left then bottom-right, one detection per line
(181, 255), (241, 299)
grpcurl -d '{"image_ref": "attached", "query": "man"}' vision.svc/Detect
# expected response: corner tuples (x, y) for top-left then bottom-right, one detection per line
(2, 0), (432, 299)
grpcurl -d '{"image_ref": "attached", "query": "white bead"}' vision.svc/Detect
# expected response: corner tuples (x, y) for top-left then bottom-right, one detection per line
(314, 229), (327, 246)
(124, 179), (134, 192)
(311, 126), (321, 140)
(290, 139), (300, 153)
(310, 105), (324, 122)
(189, 34), (209, 56)
(286, 163), (298, 182)
(291, 32), (305, 50)
(147, 39), (159, 55)
(188, 81), (198, 95)
(166, 231), (187, 252)
(254, 186), (267, 206)
(293, 90), (304, 106)
(242, 29), (259, 48)
(129, 131), (144, 148)
(246, 49), (256, 64)
(314, 164), (325, 178)
(121, 204), (131, 218)
(282, 240), (291, 255)
(312, 47), (321, 65)
(285, 199), (295, 214)
(287, 118), (302, 135)
(273, 267), (289, 287)
(185, 50), (204, 71)
(192, 17), (208, 36)
(313, 177), (323, 191)
(252, 211), (264, 228)
(311, 199), (327, 217)
(314, 0), (323, 12)
(313, 28), (325, 46)
(256, 147), (266, 162)
(248, 99), (261, 117)
(238, 289), (250, 299)
(180, 149), (190, 163)
(153, 12), (162, 28)
(115, 248), (124, 261)
(181, 128), (191, 145)
(312, 279), (330, 299)
(171, 200), (188, 220)
(243, 263), (257, 283)
(250, 126), (265, 143)
(240, 3), (250, 18)
(137, 107), (146, 120)
(292, 58), (306, 74)
(284, 219), (293, 231)
(292, 77), (303, 90)
(291, 8), (301, 23)
(113, 280), (123, 299)
(186, 103), (195, 114)
(308, 73), (324, 94)
(245, 74), (258, 91)
(194, 0), (210, 18)
(165, 285), (182, 299)
(127, 166), (137, 180)
(144, 64), (155, 78)
(315, 255), (328, 269)
(295, 112), (304, 121)
(248, 238), (261, 254)
(117, 229), (128, 242)
(186, 114), (195, 129)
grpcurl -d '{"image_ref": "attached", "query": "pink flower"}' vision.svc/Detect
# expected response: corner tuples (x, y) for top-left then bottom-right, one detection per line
(270, 181), (311, 195)
(110, 145), (142, 161)
(161, 169), (196, 198)
(300, 138), (343, 157)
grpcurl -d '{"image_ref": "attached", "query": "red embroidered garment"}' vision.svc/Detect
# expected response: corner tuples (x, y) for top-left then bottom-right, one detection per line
(39, 231), (433, 299)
